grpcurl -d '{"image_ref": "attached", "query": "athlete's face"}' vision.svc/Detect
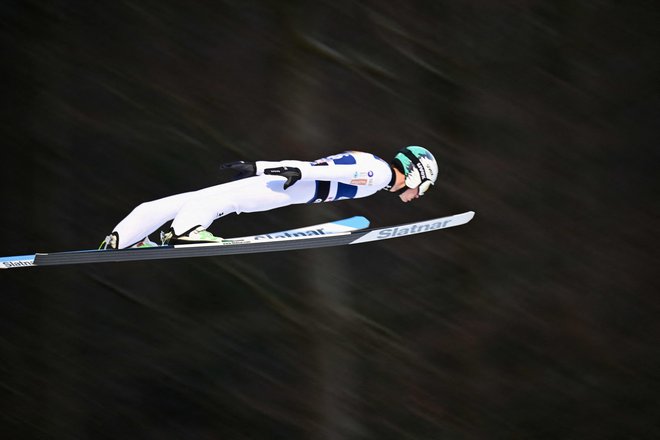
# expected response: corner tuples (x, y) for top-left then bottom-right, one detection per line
(399, 186), (420, 203)
(389, 166), (422, 202)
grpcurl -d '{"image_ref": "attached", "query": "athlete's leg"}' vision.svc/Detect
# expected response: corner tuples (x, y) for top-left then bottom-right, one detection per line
(170, 175), (315, 235)
(111, 191), (196, 248)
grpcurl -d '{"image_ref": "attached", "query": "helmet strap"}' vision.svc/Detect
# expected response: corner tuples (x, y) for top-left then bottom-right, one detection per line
(399, 148), (428, 181)
(385, 160), (404, 191)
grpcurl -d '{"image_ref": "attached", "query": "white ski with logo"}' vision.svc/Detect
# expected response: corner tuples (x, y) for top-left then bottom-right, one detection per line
(0, 212), (474, 268)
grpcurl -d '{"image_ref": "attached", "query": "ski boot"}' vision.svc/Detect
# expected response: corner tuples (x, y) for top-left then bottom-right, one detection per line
(161, 226), (223, 245)
(99, 232), (119, 250)
(131, 236), (159, 248)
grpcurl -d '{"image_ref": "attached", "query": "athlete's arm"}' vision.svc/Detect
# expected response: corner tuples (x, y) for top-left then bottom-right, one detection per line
(255, 160), (359, 183)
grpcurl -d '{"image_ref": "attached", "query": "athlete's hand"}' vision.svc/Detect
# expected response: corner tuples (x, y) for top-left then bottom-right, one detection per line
(263, 166), (302, 190)
(220, 161), (257, 180)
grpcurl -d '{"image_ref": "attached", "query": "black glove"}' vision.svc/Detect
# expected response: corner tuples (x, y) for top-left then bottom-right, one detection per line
(220, 161), (257, 180)
(263, 166), (302, 190)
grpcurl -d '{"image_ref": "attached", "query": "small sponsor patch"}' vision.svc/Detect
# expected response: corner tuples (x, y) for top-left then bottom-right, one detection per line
(350, 179), (368, 185)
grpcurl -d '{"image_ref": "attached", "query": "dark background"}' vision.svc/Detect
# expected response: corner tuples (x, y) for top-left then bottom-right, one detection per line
(2, 1), (659, 439)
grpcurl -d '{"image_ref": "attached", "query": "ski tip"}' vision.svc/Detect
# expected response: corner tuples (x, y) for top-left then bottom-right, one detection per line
(452, 210), (475, 225)
(333, 216), (370, 230)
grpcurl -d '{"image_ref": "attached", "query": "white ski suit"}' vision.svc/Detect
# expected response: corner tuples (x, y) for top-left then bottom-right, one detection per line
(111, 151), (393, 248)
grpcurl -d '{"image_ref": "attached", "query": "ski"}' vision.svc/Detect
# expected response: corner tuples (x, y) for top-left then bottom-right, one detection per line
(1, 216), (369, 270)
(0, 211), (474, 269)
(233, 215), (369, 240)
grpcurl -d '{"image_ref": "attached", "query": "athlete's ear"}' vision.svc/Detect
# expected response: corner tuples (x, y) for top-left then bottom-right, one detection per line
(220, 161), (256, 180)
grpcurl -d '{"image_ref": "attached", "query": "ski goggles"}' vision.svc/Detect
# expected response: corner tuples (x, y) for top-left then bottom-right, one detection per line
(397, 178), (433, 196)
(417, 179), (433, 196)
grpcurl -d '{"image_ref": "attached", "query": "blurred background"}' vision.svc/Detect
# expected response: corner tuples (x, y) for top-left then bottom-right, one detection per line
(1, 1), (658, 438)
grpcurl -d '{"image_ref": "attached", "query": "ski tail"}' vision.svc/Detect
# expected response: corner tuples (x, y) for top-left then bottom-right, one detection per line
(0, 254), (36, 269)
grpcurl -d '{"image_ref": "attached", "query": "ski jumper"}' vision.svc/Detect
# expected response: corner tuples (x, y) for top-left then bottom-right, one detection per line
(111, 151), (393, 248)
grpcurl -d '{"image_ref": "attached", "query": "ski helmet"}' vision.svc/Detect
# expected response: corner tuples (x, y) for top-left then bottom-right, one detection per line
(392, 146), (438, 196)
